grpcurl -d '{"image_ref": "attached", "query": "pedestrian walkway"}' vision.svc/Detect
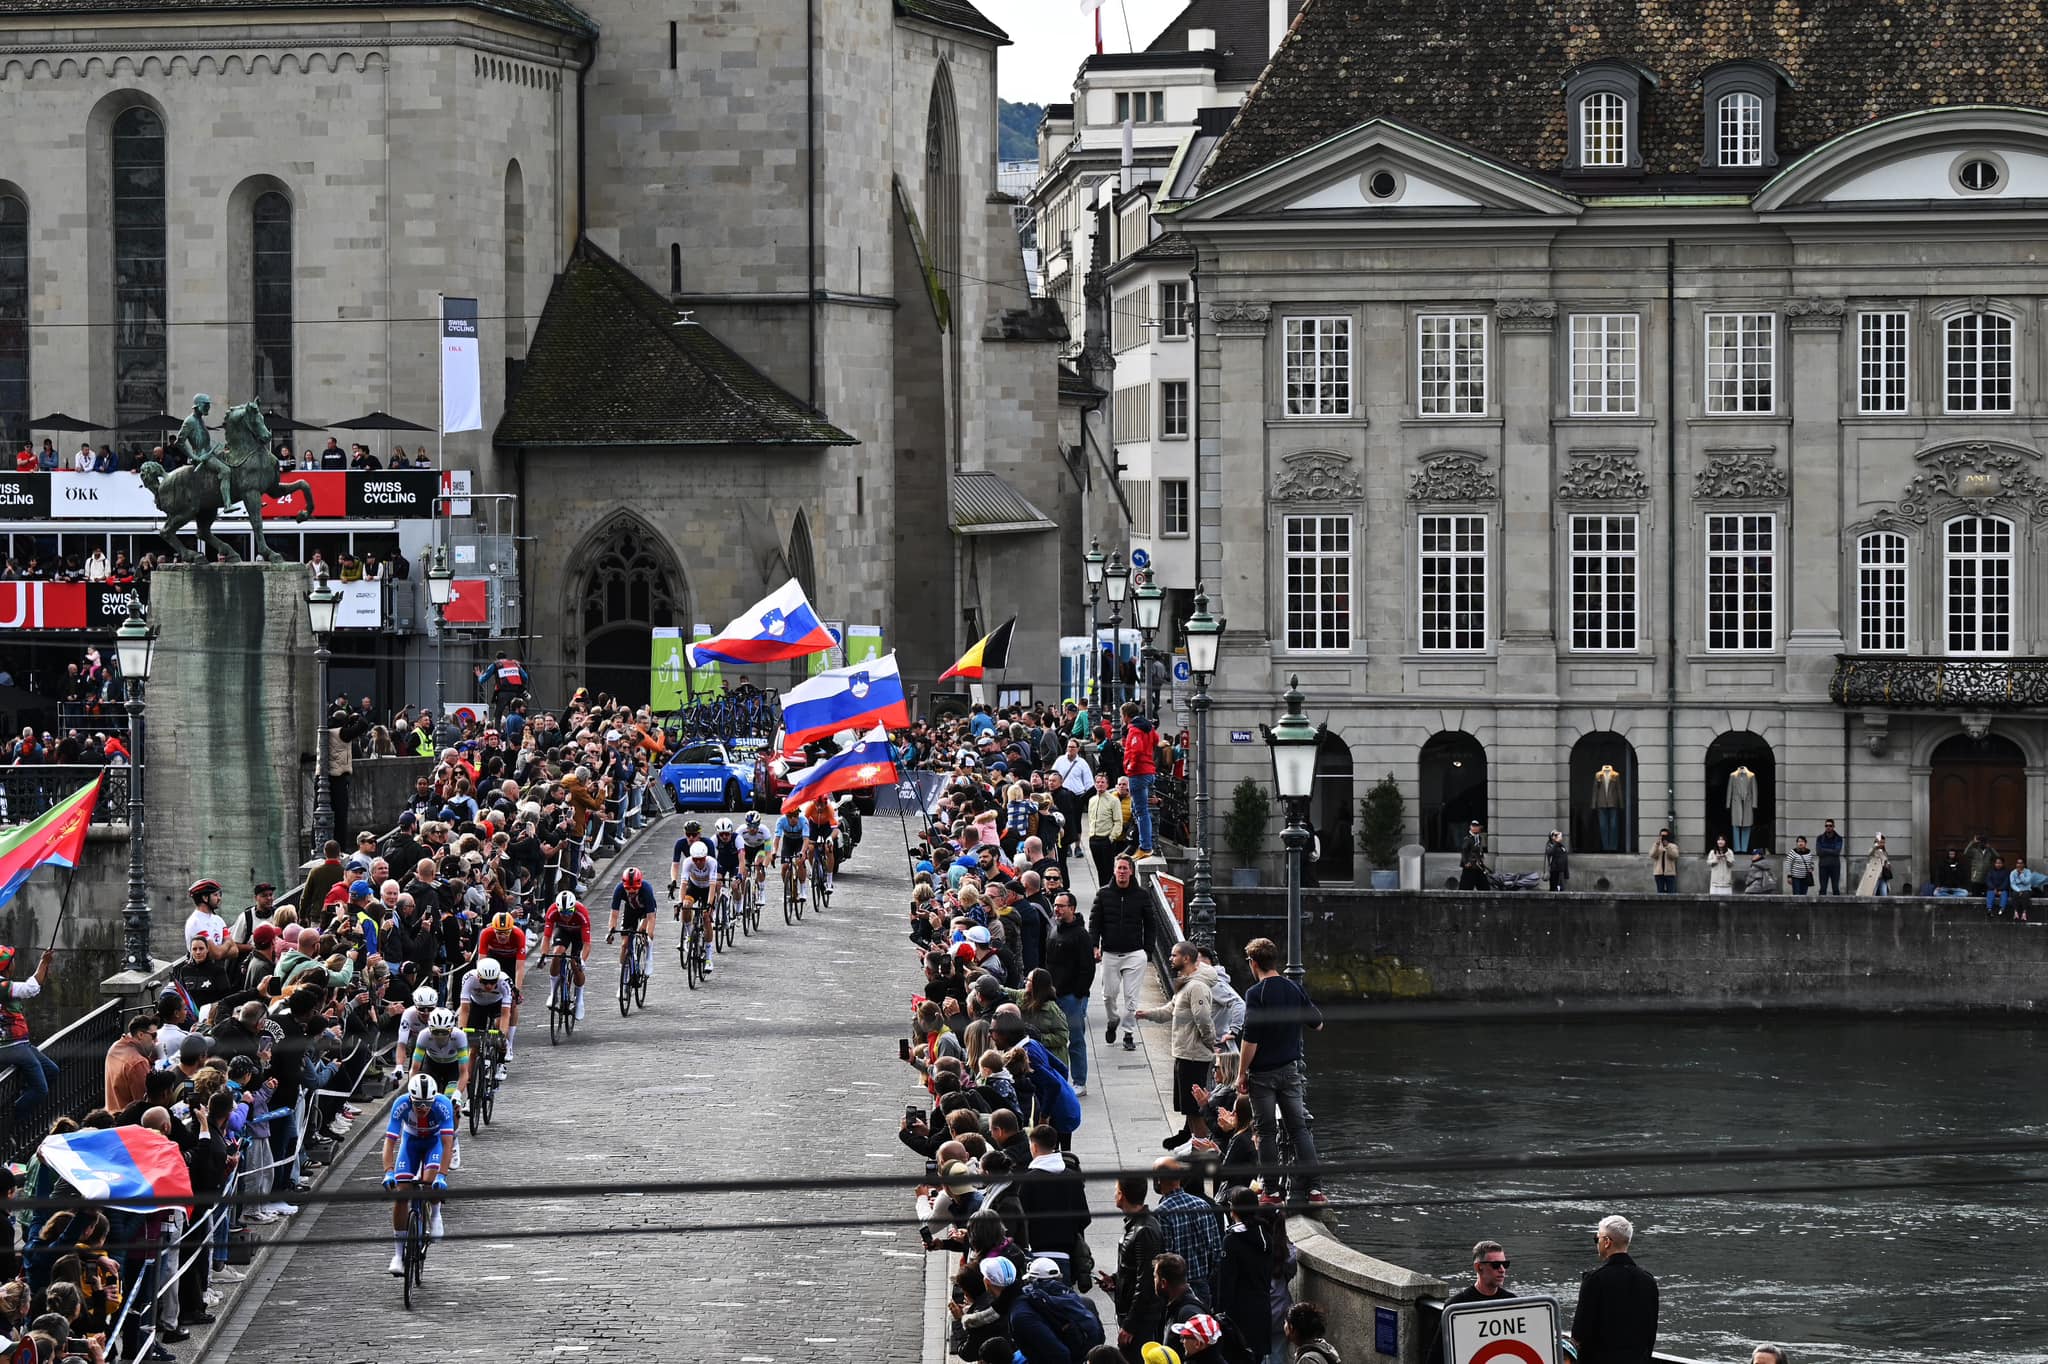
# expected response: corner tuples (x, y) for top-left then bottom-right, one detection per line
(206, 813), (928, 1363)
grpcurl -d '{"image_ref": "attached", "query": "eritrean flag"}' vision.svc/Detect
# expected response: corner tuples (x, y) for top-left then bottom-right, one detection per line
(688, 580), (837, 667)
(37, 1125), (193, 1212)
(0, 775), (100, 913)
(938, 617), (1015, 681)
(781, 728), (899, 814)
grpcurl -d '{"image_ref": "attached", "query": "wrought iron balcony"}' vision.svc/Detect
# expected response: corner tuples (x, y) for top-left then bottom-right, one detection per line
(1829, 654), (2048, 710)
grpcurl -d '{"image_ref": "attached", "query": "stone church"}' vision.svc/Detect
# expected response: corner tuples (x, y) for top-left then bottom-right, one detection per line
(0, 0), (1081, 703)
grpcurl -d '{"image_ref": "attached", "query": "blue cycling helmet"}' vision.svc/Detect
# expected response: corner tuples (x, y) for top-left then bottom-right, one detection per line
(745, 811), (761, 827)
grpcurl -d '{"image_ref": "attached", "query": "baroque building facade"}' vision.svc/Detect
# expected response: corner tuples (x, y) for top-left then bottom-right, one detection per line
(1166, 0), (2048, 888)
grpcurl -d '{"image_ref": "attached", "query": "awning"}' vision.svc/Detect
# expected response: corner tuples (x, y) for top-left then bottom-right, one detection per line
(951, 470), (1055, 536)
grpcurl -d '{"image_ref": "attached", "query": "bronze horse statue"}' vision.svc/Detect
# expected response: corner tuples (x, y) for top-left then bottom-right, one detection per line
(140, 401), (315, 562)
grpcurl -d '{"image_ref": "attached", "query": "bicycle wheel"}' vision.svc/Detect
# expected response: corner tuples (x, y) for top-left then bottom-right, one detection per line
(467, 1065), (483, 1136)
(481, 1044), (497, 1126)
(403, 1197), (425, 1309)
(738, 881), (753, 937)
(685, 924), (701, 990)
(619, 954), (634, 1016)
(564, 974), (578, 1037)
(633, 936), (650, 1007)
(548, 977), (563, 1046)
(782, 873), (796, 925)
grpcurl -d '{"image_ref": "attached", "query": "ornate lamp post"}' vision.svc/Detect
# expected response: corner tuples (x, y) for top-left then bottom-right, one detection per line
(1103, 550), (1130, 713)
(1132, 567), (1163, 720)
(1262, 674), (1323, 986)
(1183, 587), (1222, 948)
(425, 546), (454, 743)
(306, 565), (340, 856)
(115, 610), (155, 975)
(1083, 537), (1106, 709)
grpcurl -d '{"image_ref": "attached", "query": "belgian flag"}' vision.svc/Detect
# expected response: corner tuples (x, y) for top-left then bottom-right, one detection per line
(939, 617), (1016, 681)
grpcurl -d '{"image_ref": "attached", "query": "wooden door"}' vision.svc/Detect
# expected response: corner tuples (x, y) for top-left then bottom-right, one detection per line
(1930, 735), (2027, 863)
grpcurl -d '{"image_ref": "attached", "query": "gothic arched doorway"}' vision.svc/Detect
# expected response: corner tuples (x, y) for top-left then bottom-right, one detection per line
(1931, 732), (2026, 865)
(572, 514), (685, 707)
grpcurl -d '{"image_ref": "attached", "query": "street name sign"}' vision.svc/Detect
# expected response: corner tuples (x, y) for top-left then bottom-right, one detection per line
(1443, 1295), (1560, 1364)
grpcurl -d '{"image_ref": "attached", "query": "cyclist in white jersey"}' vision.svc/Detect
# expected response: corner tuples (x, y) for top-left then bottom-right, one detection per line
(672, 841), (719, 976)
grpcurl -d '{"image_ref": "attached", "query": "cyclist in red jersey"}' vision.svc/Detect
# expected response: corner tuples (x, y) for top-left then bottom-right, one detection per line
(475, 911), (528, 1059)
(540, 891), (593, 1021)
(805, 796), (839, 896)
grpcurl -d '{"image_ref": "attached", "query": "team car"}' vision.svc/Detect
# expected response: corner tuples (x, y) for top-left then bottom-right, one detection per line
(755, 735), (880, 816)
(659, 741), (761, 811)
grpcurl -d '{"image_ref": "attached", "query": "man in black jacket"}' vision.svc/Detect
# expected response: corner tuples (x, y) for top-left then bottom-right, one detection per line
(1089, 854), (1150, 1054)
(1570, 1215), (1659, 1364)
(1015, 1122), (1092, 1285)
(1045, 890), (1096, 1094)
(1096, 1176), (1163, 1351)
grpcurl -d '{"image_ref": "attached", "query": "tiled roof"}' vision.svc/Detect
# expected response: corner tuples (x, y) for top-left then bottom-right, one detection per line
(894, 0), (1008, 43)
(1059, 365), (1106, 402)
(952, 471), (1056, 535)
(1206, 0), (2048, 188)
(1145, 0), (1293, 86)
(0, 0), (595, 35)
(495, 241), (856, 449)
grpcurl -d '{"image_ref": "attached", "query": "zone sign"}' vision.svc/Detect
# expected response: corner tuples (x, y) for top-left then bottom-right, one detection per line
(1442, 1296), (1560, 1364)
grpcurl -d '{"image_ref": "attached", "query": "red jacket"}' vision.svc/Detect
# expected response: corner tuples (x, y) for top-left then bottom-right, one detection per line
(1123, 723), (1158, 777)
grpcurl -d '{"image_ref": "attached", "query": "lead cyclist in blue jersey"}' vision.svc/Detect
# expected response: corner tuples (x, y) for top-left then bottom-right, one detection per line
(382, 1073), (455, 1275)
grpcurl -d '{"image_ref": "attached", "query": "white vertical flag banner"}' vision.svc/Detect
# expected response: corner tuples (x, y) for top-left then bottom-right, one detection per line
(441, 296), (482, 433)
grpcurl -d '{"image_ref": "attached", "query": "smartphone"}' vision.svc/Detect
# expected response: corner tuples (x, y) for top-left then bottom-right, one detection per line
(907, 1105), (923, 1125)
(925, 1158), (939, 1182)
(899, 1038), (912, 1061)
(919, 1224), (936, 1247)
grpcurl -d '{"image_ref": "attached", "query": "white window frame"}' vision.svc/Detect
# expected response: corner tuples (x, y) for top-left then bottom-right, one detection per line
(1857, 310), (1910, 415)
(1717, 92), (1765, 168)
(1160, 478), (1191, 539)
(1704, 512), (1776, 653)
(1568, 513), (1639, 652)
(1416, 313), (1488, 416)
(1568, 313), (1641, 416)
(1418, 513), (1489, 653)
(1944, 311), (2016, 414)
(1283, 316), (1353, 418)
(1158, 281), (1190, 339)
(1944, 514), (2016, 657)
(1283, 513), (1353, 653)
(1160, 380), (1189, 439)
(1856, 530), (1909, 654)
(1704, 312), (1776, 415)
(1580, 92), (1628, 167)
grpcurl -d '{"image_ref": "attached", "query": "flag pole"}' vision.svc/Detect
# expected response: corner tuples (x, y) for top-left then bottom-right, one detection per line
(43, 767), (107, 955)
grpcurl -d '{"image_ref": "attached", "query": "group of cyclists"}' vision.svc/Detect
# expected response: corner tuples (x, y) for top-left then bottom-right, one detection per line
(374, 794), (850, 1284)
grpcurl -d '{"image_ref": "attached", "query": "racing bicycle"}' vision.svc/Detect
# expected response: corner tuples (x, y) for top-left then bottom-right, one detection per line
(467, 1027), (504, 1132)
(547, 949), (577, 1044)
(396, 1175), (432, 1309)
(714, 880), (738, 950)
(781, 852), (806, 924)
(809, 842), (831, 912)
(679, 894), (709, 989)
(616, 926), (651, 1015)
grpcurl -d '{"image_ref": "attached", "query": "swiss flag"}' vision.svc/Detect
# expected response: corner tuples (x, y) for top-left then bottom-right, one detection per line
(444, 578), (488, 624)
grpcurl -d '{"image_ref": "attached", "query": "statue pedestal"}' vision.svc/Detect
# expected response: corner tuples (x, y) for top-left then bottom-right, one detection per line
(143, 563), (317, 953)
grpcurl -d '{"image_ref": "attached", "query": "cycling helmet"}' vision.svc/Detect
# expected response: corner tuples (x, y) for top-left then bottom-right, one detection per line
(555, 890), (579, 912)
(689, 841), (709, 860)
(622, 867), (644, 890)
(188, 878), (222, 901)
(490, 911), (516, 936)
(411, 986), (438, 1009)
(475, 958), (503, 984)
(683, 819), (703, 835)
(427, 1007), (458, 1033)
(715, 817), (735, 835)
(407, 1073), (439, 1104)
(744, 811), (761, 827)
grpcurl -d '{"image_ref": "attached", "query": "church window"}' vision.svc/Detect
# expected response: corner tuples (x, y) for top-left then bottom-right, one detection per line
(112, 107), (168, 432)
(0, 195), (26, 454)
(251, 191), (292, 418)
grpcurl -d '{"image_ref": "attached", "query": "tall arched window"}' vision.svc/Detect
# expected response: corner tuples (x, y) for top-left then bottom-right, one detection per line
(1945, 515), (2015, 656)
(0, 195), (27, 453)
(251, 191), (292, 418)
(1705, 730), (1775, 852)
(1579, 92), (1627, 167)
(1716, 92), (1764, 167)
(503, 161), (526, 356)
(1419, 731), (1487, 852)
(787, 511), (817, 603)
(1569, 731), (1637, 853)
(1856, 530), (1908, 653)
(112, 107), (167, 431)
(924, 66), (960, 286)
(575, 513), (685, 705)
(1945, 311), (2014, 413)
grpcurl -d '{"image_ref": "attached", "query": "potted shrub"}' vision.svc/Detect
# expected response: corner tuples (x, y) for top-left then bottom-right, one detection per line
(1225, 776), (1272, 887)
(1359, 774), (1405, 890)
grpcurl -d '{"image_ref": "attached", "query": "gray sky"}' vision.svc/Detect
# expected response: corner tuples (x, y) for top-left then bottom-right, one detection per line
(982, 0), (1193, 105)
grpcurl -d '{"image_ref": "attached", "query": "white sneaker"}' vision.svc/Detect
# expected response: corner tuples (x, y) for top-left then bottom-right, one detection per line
(270, 1202), (299, 1217)
(213, 1266), (245, 1282)
(449, 1146), (462, 1172)
(388, 1250), (405, 1277)
(1074, 1085), (1088, 1097)
(244, 1209), (277, 1225)
(430, 1209), (445, 1241)
(203, 1290), (224, 1307)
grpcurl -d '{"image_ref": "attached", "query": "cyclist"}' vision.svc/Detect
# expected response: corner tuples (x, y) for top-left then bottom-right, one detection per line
(738, 811), (772, 896)
(383, 1072), (454, 1274)
(394, 984), (440, 1089)
(672, 840), (719, 975)
(607, 867), (659, 984)
(457, 957), (513, 1082)
(771, 807), (811, 906)
(804, 795), (839, 897)
(475, 910), (529, 1061)
(541, 890), (593, 1021)
(406, 1008), (471, 1172)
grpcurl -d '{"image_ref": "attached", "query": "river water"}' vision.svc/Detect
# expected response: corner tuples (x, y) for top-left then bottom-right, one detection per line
(1308, 1014), (2047, 1363)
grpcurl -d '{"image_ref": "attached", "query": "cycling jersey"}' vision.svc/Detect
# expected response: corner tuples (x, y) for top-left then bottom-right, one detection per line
(544, 903), (593, 946)
(713, 835), (743, 877)
(388, 1092), (457, 1142)
(738, 825), (769, 852)
(678, 857), (718, 892)
(805, 801), (838, 831)
(477, 925), (528, 967)
(412, 1028), (471, 1070)
(459, 974), (513, 1010)
(611, 882), (658, 923)
(773, 814), (810, 852)
(398, 1004), (434, 1055)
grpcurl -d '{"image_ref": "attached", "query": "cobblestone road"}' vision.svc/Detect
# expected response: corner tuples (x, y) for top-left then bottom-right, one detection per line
(208, 814), (928, 1363)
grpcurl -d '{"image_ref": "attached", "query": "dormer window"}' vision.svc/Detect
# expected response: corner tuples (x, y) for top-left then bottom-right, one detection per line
(1563, 60), (1655, 173)
(1700, 61), (1788, 171)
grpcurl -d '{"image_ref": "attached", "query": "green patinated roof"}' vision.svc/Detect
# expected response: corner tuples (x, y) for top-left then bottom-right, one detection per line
(0, 0), (596, 37)
(494, 241), (856, 450)
(894, 0), (1008, 43)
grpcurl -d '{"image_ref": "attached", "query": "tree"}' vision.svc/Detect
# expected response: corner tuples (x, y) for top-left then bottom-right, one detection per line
(998, 100), (1044, 162)
(1225, 777), (1272, 867)
(1359, 774), (1405, 871)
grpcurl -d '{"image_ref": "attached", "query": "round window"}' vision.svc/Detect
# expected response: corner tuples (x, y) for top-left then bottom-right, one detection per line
(1367, 169), (1400, 200)
(1951, 153), (2008, 196)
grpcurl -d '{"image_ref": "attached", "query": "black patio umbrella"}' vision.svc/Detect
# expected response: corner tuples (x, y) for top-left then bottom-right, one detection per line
(28, 413), (109, 433)
(329, 411), (434, 432)
(262, 414), (328, 433)
(116, 414), (185, 433)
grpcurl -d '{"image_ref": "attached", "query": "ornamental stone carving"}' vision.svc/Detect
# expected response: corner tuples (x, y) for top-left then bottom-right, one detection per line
(1892, 440), (2048, 523)
(1271, 450), (1362, 502)
(1494, 299), (1559, 332)
(1694, 450), (1788, 499)
(1408, 451), (1496, 502)
(1208, 300), (1272, 335)
(1557, 449), (1648, 500)
(1784, 298), (1846, 331)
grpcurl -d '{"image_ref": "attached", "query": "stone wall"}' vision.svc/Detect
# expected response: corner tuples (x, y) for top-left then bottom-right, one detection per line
(1288, 1217), (1447, 1364)
(1215, 886), (2048, 1010)
(0, 828), (136, 1026)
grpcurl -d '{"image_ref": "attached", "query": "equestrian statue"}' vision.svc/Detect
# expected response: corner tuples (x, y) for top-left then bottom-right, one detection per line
(141, 394), (315, 562)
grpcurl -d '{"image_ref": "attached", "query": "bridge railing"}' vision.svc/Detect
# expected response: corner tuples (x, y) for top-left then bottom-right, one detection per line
(0, 763), (132, 827)
(0, 965), (169, 1165)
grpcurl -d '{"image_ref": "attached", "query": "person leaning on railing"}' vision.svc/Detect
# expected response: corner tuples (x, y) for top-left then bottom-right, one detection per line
(1, 944), (59, 1125)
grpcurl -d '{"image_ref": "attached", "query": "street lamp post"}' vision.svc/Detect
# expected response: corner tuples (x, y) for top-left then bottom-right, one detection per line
(1262, 674), (1322, 987)
(306, 566), (340, 856)
(426, 546), (454, 744)
(1132, 567), (1163, 720)
(115, 610), (155, 975)
(1104, 550), (1129, 714)
(1182, 587), (1222, 948)
(1083, 538), (1106, 710)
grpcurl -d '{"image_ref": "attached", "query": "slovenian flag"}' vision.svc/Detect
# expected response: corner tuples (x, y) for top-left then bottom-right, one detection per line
(780, 653), (911, 753)
(781, 728), (899, 814)
(689, 580), (837, 667)
(37, 1125), (194, 1212)
(0, 775), (100, 913)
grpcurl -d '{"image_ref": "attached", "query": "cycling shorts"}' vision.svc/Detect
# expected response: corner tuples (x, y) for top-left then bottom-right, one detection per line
(779, 833), (806, 858)
(422, 1058), (462, 1091)
(552, 930), (589, 954)
(393, 1133), (445, 1181)
(468, 1001), (503, 1036)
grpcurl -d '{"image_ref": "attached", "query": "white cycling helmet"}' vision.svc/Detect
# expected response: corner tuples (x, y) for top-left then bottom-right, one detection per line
(475, 958), (503, 984)
(427, 1007), (458, 1032)
(715, 817), (735, 834)
(407, 1073), (438, 1104)
(411, 986), (438, 1009)
(554, 890), (579, 912)
(689, 841), (710, 859)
